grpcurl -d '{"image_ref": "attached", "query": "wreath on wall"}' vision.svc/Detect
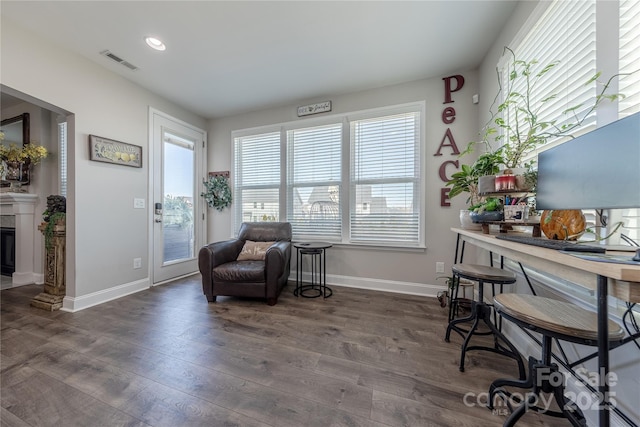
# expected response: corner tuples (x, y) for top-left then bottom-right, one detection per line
(201, 174), (232, 211)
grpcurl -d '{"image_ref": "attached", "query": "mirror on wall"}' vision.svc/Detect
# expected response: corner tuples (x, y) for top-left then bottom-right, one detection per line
(1, 113), (30, 145)
(1, 113), (31, 186)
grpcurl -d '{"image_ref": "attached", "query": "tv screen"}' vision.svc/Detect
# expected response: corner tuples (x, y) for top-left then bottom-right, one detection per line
(536, 112), (640, 210)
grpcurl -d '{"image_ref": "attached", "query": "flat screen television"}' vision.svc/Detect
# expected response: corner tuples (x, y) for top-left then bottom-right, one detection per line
(536, 112), (640, 210)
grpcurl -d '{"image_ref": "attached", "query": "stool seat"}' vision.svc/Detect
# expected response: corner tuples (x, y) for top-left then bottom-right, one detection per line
(445, 263), (524, 378)
(489, 294), (626, 426)
(494, 294), (624, 343)
(452, 264), (517, 284)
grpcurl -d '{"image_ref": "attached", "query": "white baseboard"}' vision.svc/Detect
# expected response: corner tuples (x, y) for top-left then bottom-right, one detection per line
(291, 270), (445, 298)
(11, 271), (39, 286)
(61, 278), (150, 312)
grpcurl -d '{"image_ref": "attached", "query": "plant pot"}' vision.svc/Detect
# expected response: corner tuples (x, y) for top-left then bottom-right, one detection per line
(529, 215), (542, 223)
(515, 175), (533, 191)
(478, 175), (495, 195)
(470, 211), (503, 223)
(3, 161), (29, 192)
(459, 209), (482, 230)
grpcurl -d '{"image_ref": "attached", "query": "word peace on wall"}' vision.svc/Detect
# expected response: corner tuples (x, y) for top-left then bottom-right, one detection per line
(434, 75), (464, 207)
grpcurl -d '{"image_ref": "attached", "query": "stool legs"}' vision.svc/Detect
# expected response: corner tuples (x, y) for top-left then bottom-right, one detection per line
(458, 300), (526, 379)
(445, 279), (525, 379)
(488, 336), (586, 427)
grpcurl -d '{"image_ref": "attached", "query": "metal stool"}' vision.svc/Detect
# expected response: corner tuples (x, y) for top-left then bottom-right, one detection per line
(445, 264), (525, 379)
(488, 294), (625, 426)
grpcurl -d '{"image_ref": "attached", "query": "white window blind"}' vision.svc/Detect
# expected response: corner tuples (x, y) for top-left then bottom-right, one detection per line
(620, 0), (640, 116)
(58, 121), (67, 197)
(233, 131), (281, 230)
(618, 0), (640, 244)
(286, 123), (342, 240)
(504, 0), (597, 163)
(350, 112), (420, 244)
(232, 103), (424, 247)
(505, 0), (639, 247)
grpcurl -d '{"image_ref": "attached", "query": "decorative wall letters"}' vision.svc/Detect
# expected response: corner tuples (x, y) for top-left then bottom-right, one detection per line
(434, 74), (464, 207)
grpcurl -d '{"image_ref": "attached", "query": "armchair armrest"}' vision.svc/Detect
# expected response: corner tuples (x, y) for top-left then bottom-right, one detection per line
(198, 238), (244, 273)
(265, 240), (291, 285)
(198, 238), (245, 302)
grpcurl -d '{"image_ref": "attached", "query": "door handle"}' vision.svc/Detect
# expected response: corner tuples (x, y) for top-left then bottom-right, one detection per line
(155, 218), (162, 223)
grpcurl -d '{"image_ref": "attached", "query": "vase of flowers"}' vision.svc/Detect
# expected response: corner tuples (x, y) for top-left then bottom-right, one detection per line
(0, 131), (48, 191)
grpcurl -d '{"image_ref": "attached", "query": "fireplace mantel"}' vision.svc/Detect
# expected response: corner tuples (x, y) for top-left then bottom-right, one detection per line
(0, 192), (40, 285)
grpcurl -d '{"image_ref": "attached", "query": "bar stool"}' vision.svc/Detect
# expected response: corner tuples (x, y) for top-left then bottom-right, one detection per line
(488, 294), (625, 426)
(445, 264), (525, 379)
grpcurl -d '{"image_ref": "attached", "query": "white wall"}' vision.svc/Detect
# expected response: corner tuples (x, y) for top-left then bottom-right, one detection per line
(208, 73), (480, 295)
(1, 17), (206, 310)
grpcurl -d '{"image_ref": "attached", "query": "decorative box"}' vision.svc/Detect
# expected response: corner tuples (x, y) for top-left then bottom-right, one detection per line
(504, 205), (529, 222)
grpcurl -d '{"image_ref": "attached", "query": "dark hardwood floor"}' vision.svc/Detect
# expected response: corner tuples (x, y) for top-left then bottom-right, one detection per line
(1, 276), (568, 426)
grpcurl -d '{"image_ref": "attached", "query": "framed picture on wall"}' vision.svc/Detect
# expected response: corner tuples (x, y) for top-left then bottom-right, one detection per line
(89, 135), (142, 168)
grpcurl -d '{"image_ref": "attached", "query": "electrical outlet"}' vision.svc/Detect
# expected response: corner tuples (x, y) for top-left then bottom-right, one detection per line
(133, 258), (142, 269)
(436, 262), (445, 273)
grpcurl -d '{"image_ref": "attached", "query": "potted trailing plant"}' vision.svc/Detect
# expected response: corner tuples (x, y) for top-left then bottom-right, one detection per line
(456, 47), (625, 230)
(463, 46), (623, 171)
(41, 195), (66, 250)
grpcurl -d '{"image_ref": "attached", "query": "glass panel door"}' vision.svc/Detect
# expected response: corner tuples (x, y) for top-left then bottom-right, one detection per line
(152, 110), (205, 283)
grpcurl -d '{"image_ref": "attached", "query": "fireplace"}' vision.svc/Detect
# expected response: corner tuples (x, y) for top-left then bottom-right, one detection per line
(0, 193), (39, 285)
(1, 227), (15, 276)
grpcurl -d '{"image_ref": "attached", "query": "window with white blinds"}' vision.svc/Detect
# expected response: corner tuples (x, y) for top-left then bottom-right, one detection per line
(58, 121), (67, 197)
(619, 0), (640, 116)
(233, 131), (281, 228)
(232, 103), (424, 247)
(503, 0), (597, 165)
(505, 0), (639, 245)
(350, 112), (420, 243)
(618, 0), (640, 243)
(286, 123), (342, 240)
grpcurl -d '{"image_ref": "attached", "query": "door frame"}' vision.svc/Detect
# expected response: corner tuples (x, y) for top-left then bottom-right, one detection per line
(148, 107), (207, 285)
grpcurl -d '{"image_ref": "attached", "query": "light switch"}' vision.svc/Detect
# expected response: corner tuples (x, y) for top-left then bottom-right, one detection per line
(134, 198), (145, 209)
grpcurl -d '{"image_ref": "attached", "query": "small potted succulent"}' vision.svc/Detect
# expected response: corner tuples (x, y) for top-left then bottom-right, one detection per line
(469, 197), (503, 223)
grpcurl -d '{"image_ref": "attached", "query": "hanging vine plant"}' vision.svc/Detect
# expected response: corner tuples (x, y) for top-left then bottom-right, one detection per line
(201, 174), (232, 211)
(41, 195), (67, 250)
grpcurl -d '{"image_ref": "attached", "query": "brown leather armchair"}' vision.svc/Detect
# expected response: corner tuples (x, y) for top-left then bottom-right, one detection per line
(198, 222), (292, 305)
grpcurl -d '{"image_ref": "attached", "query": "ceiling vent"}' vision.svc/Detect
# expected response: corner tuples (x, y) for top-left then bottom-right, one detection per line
(100, 50), (139, 71)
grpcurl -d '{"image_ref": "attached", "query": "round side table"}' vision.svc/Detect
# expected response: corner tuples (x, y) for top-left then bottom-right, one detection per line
(293, 242), (333, 298)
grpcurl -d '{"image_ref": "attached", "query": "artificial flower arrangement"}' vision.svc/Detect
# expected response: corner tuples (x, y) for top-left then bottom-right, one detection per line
(0, 130), (48, 164)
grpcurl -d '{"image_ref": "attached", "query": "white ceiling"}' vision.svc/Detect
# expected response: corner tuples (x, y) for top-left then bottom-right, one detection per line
(1, 1), (517, 119)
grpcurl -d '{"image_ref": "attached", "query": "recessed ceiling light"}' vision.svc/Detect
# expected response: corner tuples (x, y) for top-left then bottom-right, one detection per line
(145, 36), (166, 51)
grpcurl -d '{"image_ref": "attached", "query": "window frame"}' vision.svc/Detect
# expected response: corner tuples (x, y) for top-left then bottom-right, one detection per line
(231, 102), (426, 248)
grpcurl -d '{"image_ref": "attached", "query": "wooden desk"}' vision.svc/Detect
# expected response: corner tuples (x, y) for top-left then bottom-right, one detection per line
(452, 227), (640, 427)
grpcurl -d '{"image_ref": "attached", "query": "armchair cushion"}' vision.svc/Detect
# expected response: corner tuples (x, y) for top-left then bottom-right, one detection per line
(214, 260), (265, 282)
(237, 240), (275, 261)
